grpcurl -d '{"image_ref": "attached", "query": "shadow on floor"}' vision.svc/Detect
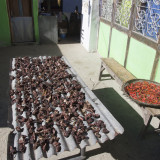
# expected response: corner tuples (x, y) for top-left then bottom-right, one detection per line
(83, 88), (160, 160)
(0, 44), (62, 127)
(58, 36), (80, 44)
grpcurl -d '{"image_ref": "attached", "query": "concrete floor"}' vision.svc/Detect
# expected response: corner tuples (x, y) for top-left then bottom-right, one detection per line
(0, 43), (160, 160)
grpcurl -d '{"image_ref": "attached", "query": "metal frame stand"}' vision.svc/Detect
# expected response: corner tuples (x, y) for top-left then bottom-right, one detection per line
(99, 62), (105, 81)
(80, 147), (86, 160)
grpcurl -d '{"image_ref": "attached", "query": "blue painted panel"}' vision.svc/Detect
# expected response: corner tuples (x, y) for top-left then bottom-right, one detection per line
(63, 0), (82, 13)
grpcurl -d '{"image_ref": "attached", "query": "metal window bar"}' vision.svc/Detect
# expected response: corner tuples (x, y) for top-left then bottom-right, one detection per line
(101, 0), (113, 22)
(100, 0), (160, 42)
(99, 0), (160, 81)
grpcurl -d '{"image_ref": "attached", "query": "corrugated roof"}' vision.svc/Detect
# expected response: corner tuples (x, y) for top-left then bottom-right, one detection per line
(9, 56), (124, 160)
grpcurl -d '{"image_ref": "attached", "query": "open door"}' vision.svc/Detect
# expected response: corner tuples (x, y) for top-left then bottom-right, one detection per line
(7, 0), (34, 43)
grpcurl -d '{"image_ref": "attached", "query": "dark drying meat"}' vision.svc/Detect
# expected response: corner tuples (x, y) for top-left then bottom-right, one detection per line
(9, 146), (17, 156)
(10, 56), (109, 155)
(103, 128), (109, 134)
(33, 141), (40, 150)
(19, 143), (26, 153)
(16, 126), (24, 132)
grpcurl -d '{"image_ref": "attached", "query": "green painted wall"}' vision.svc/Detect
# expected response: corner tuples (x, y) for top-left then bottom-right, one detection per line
(109, 29), (127, 65)
(154, 59), (160, 82)
(98, 22), (110, 58)
(0, 0), (11, 46)
(0, 0), (39, 46)
(126, 38), (156, 79)
(33, 0), (40, 43)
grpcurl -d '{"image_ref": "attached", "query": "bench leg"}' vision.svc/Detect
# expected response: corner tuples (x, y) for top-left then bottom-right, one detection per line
(139, 115), (152, 138)
(99, 62), (105, 81)
(139, 107), (153, 138)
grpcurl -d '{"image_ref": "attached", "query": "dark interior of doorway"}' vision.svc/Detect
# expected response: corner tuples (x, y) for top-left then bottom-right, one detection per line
(61, 0), (82, 44)
(39, 0), (82, 44)
(58, 10), (81, 44)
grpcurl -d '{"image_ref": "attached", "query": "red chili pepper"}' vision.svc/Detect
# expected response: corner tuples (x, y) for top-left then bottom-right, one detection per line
(125, 81), (160, 105)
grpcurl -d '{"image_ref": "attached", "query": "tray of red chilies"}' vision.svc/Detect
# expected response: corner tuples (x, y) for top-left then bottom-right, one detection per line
(122, 79), (160, 108)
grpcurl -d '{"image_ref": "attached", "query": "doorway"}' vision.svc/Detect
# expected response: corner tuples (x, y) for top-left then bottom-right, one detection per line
(7, 0), (34, 43)
(59, 0), (82, 43)
(38, 0), (82, 44)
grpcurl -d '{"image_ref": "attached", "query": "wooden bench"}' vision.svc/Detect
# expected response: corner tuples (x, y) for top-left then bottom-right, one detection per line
(99, 58), (160, 137)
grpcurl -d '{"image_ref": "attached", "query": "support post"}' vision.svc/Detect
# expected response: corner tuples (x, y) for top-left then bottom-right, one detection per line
(150, 29), (160, 81)
(107, 1), (116, 58)
(80, 147), (86, 160)
(124, 2), (136, 68)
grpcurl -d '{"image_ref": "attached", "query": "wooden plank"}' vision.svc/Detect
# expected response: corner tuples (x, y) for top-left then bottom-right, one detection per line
(132, 31), (157, 50)
(124, 3), (136, 68)
(100, 18), (111, 26)
(101, 58), (136, 85)
(113, 23), (129, 35)
(21, 0), (32, 17)
(150, 53), (160, 81)
(108, 2), (116, 57)
(150, 29), (160, 81)
(8, 0), (20, 17)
